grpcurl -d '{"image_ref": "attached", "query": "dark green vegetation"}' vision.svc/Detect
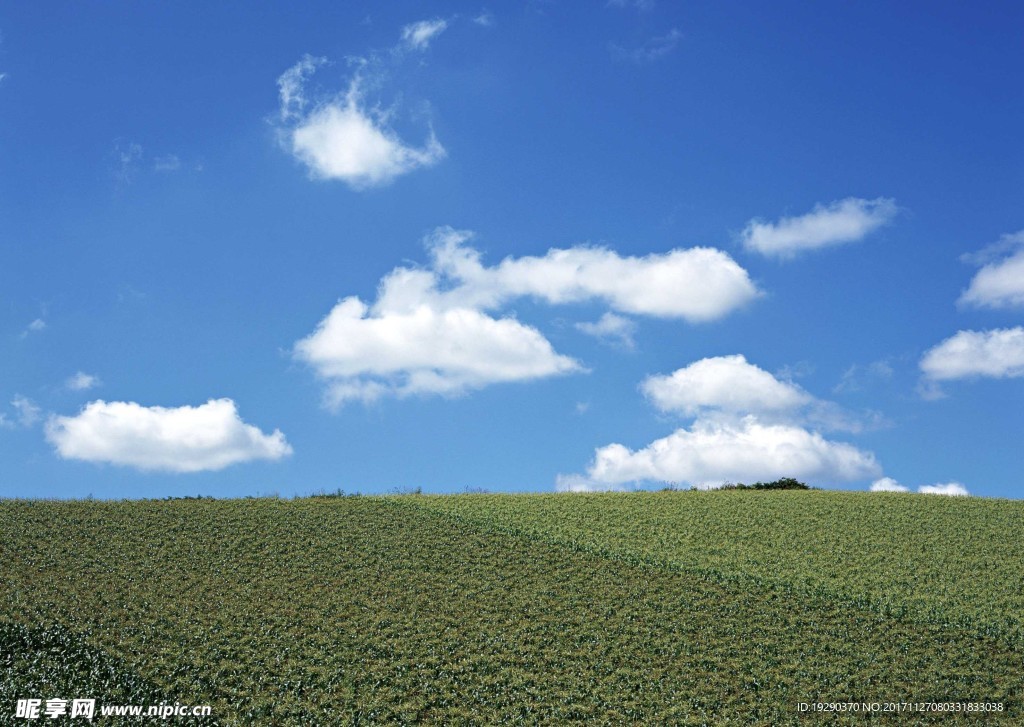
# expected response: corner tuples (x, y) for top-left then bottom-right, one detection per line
(714, 476), (811, 490)
(1, 491), (1022, 724)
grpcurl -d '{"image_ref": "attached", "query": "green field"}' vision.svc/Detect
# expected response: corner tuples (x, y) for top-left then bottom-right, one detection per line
(2, 491), (1022, 724)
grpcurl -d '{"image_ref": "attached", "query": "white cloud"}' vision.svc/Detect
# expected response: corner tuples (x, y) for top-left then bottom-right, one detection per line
(296, 228), (759, 406)
(66, 372), (100, 391)
(742, 197), (897, 258)
(45, 399), (291, 473)
(425, 227), (760, 321)
(473, 12), (495, 27)
(575, 312), (636, 349)
(870, 478), (968, 496)
(401, 19), (448, 50)
(153, 154), (181, 172)
(920, 327), (1024, 380)
(641, 354), (878, 433)
(642, 355), (812, 416)
(295, 297), (581, 406)
(20, 318), (46, 338)
(918, 482), (969, 496)
(870, 477), (909, 492)
(277, 54), (325, 122)
(558, 415), (880, 491)
(276, 54), (445, 189)
(114, 141), (144, 186)
(959, 231), (1024, 310)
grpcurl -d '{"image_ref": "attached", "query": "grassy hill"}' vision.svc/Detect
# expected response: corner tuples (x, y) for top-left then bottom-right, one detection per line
(2, 491), (1021, 724)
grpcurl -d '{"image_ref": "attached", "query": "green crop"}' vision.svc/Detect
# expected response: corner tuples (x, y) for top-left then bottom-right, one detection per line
(1, 492), (1021, 724)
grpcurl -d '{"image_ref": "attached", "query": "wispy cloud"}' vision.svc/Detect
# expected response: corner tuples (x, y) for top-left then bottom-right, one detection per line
(153, 154), (181, 172)
(4, 395), (42, 428)
(606, 0), (655, 11)
(576, 313), (637, 349)
(610, 28), (682, 64)
(113, 142), (189, 184)
(66, 372), (101, 391)
(401, 19), (449, 50)
(46, 399), (292, 473)
(834, 359), (894, 394)
(19, 318), (46, 339)
(114, 141), (144, 186)
(742, 197), (897, 258)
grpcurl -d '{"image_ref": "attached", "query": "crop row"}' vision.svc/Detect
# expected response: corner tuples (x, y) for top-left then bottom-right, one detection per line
(403, 490), (1024, 646)
(2, 496), (1021, 724)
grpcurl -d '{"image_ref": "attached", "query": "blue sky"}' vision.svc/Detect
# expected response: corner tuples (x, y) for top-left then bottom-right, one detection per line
(1, 1), (1022, 499)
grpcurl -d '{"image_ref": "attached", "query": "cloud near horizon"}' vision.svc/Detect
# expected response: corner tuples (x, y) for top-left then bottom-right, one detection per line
(560, 354), (881, 491)
(871, 477), (969, 496)
(742, 197), (897, 258)
(295, 228), (759, 406)
(558, 415), (880, 491)
(45, 399), (292, 472)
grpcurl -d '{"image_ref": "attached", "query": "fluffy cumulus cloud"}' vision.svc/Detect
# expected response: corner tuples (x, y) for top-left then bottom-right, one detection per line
(958, 230), (1024, 310)
(920, 327), (1024, 380)
(45, 399), (292, 473)
(641, 354), (877, 433)
(424, 228), (760, 321)
(641, 355), (811, 416)
(276, 50), (445, 189)
(295, 298), (581, 406)
(295, 228), (759, 406)
(558, 416), (880, 491)
(742, 197), (897, 258)
(561, 352), (884, 491)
